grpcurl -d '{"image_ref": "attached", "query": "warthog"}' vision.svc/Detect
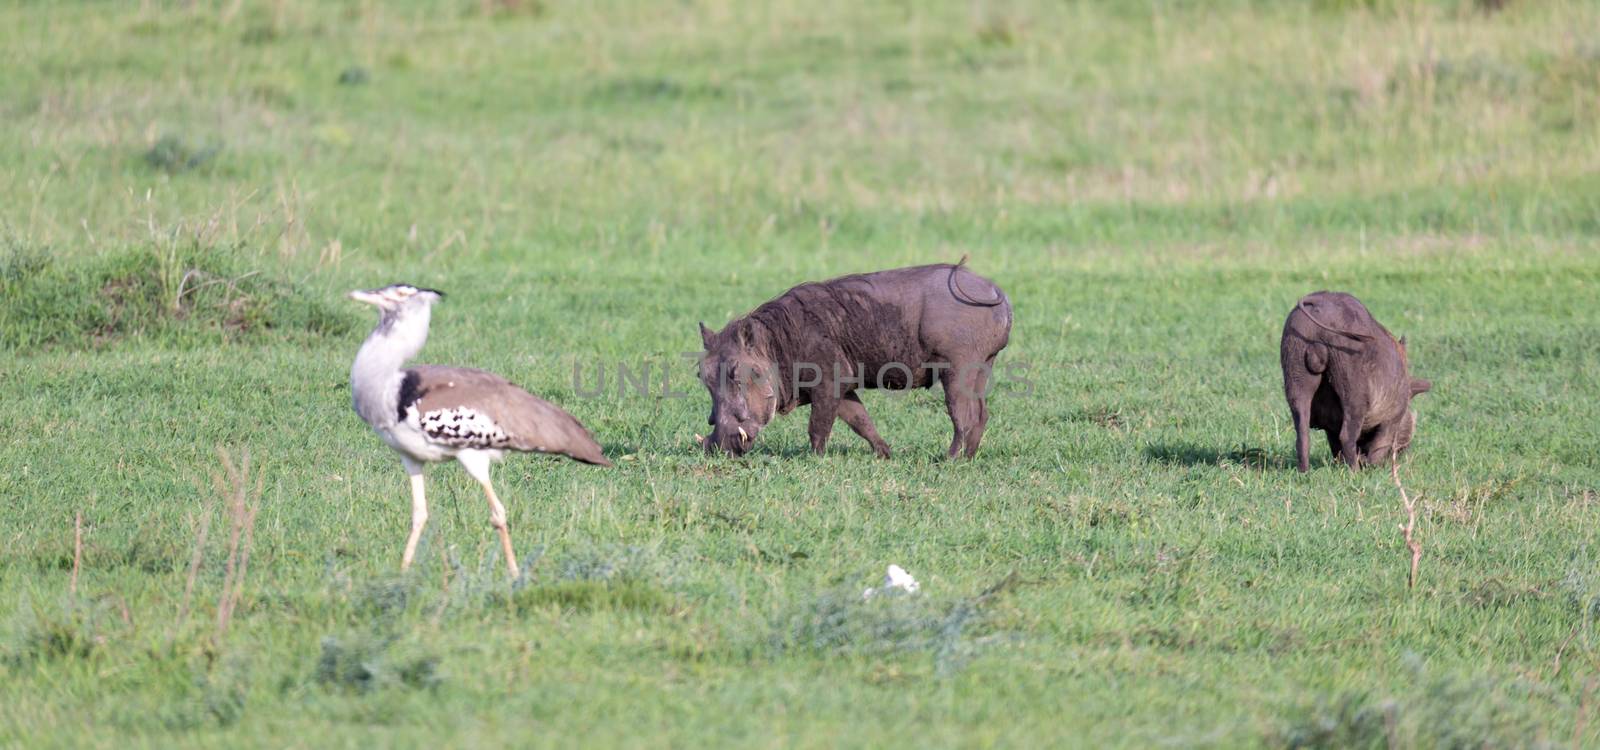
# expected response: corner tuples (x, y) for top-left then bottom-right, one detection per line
(698, 261), (1012, 459)
(1281, 291), (1431, 472)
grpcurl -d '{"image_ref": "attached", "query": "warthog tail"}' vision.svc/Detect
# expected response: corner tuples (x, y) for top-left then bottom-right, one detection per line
(1296, 296), (1374, 341)
(947, 255), (1005, 307)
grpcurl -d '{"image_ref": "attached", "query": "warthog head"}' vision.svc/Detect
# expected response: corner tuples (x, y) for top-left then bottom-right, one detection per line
(698, 322), (779, 456)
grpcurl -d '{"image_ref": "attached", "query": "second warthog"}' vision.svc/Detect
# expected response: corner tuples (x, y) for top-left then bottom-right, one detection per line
(1281, 291), (1432, 472)
(697, 261), (1012, 459)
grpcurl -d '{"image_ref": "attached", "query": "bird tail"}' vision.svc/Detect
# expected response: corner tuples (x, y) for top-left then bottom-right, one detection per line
(551, 420), (612, 466)
(567, 440), (613, 467)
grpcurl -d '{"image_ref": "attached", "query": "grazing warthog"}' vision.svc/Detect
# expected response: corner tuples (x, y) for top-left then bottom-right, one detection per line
(698, 261), (1012, 459)
(1281, 291), (1431, 472)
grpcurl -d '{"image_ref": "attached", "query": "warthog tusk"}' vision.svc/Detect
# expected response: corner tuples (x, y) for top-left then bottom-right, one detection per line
(694, 433), (705, 444)
(737, 426), (749, 442)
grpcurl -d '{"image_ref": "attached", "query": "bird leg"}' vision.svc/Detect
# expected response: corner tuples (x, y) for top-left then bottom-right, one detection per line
(477, 479), (520, 578)
(401, 464), (428, 571)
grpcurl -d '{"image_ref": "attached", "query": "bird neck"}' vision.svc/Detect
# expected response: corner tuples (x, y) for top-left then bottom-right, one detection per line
(351, 307), (431, 426)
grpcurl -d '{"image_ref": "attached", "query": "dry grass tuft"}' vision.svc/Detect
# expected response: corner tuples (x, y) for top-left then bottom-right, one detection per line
(1392, 458), (1422, 590)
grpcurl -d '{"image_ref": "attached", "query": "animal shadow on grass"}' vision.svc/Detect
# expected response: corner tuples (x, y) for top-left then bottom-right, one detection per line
(699, 442), (877, 460)
(740, 443), (992, 461)
(1143, 441), (1289, 471)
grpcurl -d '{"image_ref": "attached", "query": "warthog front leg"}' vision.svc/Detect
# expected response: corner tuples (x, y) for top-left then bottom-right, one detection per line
(1338, 411), (1365, 471)
(837, 392), (891, 459)
(807, 392), (839, 456)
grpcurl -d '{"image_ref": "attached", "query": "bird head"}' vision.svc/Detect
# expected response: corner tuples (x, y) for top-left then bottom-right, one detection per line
(348, 283), (445, 313)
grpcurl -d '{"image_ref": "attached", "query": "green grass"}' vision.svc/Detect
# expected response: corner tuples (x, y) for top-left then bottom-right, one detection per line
(2, 0), (1599, 746)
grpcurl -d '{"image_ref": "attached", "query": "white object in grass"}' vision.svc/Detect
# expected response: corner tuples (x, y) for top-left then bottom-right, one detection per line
(863, 564), (920, 599)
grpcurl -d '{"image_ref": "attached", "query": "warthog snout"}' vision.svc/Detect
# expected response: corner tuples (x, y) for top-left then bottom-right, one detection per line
(704, 422), (757, 456)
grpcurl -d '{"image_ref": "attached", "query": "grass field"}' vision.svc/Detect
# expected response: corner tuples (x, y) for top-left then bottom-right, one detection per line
(2, 0), (1599, 746)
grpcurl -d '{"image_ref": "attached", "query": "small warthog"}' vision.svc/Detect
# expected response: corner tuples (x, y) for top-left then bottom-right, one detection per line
(1281, 291), (1431, 472)
(698, 261), (1012, 459)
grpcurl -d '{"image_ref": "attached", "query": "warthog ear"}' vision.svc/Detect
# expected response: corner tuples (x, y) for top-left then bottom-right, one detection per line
(1410, 378), (1432, 396)
(699, 322), (715, 349)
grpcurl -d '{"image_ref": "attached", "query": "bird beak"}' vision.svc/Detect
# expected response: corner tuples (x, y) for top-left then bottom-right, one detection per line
(348, 289), (385, 306)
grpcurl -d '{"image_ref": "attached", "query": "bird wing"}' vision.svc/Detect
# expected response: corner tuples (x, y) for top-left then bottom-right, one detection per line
(402, 365), (612, 466)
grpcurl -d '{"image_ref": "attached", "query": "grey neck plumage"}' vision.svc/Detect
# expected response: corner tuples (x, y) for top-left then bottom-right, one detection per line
(351, 305), (431, 429)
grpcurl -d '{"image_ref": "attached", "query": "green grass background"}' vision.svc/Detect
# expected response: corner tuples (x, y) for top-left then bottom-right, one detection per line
(2, 0), (1598, 746)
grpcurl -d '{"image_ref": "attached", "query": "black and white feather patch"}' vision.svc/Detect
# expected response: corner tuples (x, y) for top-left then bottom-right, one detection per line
(396, 370), (426, 422)
(416, 407), (512, 449)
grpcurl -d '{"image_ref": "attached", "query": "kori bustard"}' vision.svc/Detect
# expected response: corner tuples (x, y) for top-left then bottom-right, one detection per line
(348, 283), (610, 577)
